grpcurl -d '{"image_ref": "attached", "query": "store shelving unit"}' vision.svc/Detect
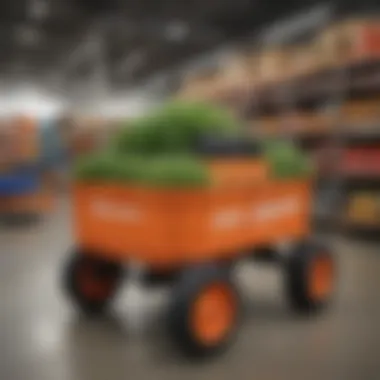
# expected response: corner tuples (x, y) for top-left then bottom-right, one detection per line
(177, 17), (380, 236)
(0, 117), (56, 221)
(336, 56), (380, 234)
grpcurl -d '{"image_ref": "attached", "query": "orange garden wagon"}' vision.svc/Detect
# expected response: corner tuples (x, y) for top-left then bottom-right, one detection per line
(63, 159), (336, 358)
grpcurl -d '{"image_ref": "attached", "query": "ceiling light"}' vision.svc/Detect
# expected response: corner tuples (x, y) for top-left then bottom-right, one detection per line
(165, 21), (189, 42)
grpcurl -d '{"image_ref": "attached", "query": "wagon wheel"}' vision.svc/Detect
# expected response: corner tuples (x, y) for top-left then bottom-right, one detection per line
(285, 241), (336, 313)
(167, 263), (241, 358)
(63, 251), (124, 315)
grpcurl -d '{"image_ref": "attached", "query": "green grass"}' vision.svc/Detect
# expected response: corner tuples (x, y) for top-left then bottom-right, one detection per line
(262, 139), (313, 179)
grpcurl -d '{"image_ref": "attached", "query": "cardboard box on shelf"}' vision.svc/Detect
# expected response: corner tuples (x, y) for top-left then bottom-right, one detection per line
(288, 112), (334, 134)
(341, 148), (380, 175)
(316, 24), (345, 67)
(0, 190), (55, 214)
(177, 69), (224, 100)
(15, 117), (39, 162)
(245, 54), (262, 87)
(346, 192), (380, 224)
(346, 19), (380, 61)
(256, 112), (334, 136)
(258, 48), (292, 84)
(288, 45), (323, 78)
(210, 56), (253, 101)
(0, 117), (39, 169)
(69, 129), (103, 158)
(221, 56), (250, 84)
(342, 98), (380, 115)
(341, 98), (380, 128)
(309, 113), (334, 133)
(256, 116), (282, 136)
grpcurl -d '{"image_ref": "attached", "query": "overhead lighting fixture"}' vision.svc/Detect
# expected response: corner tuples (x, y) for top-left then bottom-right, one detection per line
(165, 21), (189, 42)
(29, 0), (49, 20)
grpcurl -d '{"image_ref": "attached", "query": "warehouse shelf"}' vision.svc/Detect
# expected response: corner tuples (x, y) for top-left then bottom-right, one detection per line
(212, 57), (380, 113)
(177, 18), (380, 236)
(342, 220), (380, 240)
(341, 175), (380, 186)
(341, 129), (380, 144)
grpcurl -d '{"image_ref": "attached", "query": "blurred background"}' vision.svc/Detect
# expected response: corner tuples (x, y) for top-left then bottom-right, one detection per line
(1, 1), (380, 379)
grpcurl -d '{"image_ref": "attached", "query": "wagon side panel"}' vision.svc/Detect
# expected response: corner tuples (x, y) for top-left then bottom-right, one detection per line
(73, 185), (151, 260)
(246, 181), (312, 246)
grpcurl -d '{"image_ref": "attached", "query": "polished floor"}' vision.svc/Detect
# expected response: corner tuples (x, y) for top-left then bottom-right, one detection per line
(1, 199), (379, 380)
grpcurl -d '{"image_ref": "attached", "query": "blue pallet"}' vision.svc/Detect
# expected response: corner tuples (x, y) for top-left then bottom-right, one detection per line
(0, 170), (39, 196)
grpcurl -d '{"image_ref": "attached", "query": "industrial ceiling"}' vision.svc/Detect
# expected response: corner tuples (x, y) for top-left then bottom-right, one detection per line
(0, 0), (377, 92)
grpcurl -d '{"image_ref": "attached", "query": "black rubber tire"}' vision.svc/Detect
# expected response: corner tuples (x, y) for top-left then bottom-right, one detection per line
(167, 263), (240, 358)
(284, 241), (335, 314)
(63, 252), (124, 316)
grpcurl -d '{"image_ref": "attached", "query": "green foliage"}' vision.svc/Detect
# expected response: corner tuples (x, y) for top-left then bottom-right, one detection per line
(74, 153), (117, 182)
(139, 156), (210, 188)
(75, 153), (147, 183)
(262, 139), (313, 179)
(114, 101), (239, 155)
(75, 102), (311, 188)
(77, 100), (237, 187)
(75, 153), (210, 188)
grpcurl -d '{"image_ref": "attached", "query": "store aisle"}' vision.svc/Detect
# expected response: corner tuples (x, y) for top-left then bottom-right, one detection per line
(1, 200), (379, 380)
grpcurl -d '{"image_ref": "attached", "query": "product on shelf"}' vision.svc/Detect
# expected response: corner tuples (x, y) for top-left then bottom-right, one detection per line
(258, 48), (291, 83)
(66, 117), (109, 159)
(341, 98), (380, 128)
(220, 56), (251, 86)
(0, 164), (56, 215)
(245, 53), (262, 87)
(256, 117), (281, 136)
(256, 112), (333, 137)
(0, 190), (54, 214)
(0, 126), (14, 171)
(15, 117), (39, 162)
(346, 192), (380, 225)
(288, 112), (334, 134)
(288, 45), (322, 78)
(0, 117), (39, 171)
(317, 18), (380, 67)
(340, 147), (380, 176)
(177, 69), (225, 101)
(177, 17), (380, 105)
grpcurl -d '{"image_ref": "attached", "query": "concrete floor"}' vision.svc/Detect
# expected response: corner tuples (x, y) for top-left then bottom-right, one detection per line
(1, 199), (380, 380)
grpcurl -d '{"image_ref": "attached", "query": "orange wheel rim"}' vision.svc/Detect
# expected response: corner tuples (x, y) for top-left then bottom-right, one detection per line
(191, 283), (236, 346)
(309, 255), (334, 301)
(78, 265), (115, 301)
